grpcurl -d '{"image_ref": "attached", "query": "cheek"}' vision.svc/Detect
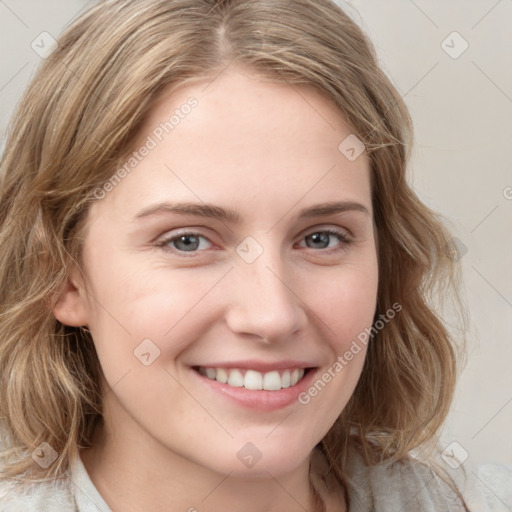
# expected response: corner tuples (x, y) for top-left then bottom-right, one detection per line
(308, 262), (379, 345)
(80, 243), (379, 472)
(84, 240), (378, 378)
(295, 268), (377, 416)
(83, 256), (228, 367)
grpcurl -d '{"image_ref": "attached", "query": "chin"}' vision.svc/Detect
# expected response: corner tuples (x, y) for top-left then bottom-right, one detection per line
(196, 433), (317, 478)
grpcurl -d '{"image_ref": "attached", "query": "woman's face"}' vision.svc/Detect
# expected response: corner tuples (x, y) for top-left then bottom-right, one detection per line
(57, 67), (378, 478)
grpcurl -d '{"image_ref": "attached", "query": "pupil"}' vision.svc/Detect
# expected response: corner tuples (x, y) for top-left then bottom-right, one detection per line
(176, 235), (199, 251)
(309, 233), (329, 248)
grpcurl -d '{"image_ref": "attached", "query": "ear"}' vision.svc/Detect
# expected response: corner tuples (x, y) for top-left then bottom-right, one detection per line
(52, 271), (90, 327)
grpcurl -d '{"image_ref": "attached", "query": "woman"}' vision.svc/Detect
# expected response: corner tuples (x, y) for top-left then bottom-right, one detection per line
(0, 0), (509, 510)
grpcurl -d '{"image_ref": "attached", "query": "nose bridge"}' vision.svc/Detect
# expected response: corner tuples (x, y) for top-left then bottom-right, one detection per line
(225, 243), (305, 342)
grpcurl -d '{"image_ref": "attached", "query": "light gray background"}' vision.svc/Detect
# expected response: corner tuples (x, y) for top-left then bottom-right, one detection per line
(0, 0), (510, 471)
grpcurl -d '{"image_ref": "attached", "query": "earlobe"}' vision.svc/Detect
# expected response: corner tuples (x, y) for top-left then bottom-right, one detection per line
(52, 275), (90, 327)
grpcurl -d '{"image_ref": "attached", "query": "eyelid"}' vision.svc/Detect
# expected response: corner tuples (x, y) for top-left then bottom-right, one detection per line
(302, 224), (352, 239)
(296, 226), (352, 251)
(156, 224), (353, 255)
(156, 229), (214, 252)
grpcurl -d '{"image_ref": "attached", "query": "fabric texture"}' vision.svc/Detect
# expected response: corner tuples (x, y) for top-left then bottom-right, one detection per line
(0, 444), (510, 511)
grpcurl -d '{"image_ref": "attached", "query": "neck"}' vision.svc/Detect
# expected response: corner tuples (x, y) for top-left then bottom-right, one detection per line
(79, 385), (346, 512)
(80, 418), (328, 512)
(81, 442), (321, 512)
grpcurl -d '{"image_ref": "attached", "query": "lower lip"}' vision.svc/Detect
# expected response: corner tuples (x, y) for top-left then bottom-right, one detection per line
(191, 368), (318, 411)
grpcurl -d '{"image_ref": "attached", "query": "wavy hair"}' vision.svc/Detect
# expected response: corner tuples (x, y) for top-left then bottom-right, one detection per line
(0, 0), (467, 507)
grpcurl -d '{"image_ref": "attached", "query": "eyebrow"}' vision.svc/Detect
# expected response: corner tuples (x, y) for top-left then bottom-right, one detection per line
(131, 200), (369, 223)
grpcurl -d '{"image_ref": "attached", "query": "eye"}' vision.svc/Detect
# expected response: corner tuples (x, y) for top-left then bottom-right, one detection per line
(298, 229), (352, 252)
(156, 227), (352, 256)
(157, 232), (213, 254)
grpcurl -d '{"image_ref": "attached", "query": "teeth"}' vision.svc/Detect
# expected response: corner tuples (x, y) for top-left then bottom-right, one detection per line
(263, 371), (281, 391)
(281, 370), (291, 388)
(197, 367), (306, 391)
(244, 370), (263, 390)
(227, 369), (244, 387)
(216, 368), (228, 384)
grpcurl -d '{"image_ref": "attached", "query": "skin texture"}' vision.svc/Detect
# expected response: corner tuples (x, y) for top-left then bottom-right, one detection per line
(54, 66), (379, 512)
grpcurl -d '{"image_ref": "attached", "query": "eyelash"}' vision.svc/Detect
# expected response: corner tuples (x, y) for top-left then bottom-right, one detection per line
(156, 228), (352, 257)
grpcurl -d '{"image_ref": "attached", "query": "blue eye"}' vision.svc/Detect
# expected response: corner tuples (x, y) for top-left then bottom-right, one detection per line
(299, 229), (352, 251)
(157, 228), (351, 256)
(159, 233), (212, 253)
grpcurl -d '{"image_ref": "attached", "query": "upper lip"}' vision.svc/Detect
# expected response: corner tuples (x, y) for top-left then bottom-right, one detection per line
(193, 360), (316, 372)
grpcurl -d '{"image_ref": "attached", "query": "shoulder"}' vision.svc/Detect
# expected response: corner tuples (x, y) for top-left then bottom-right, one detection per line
(0, 473), (76, 511)
(344, 444), (512, 512)
(0, 451), (112, 512)
(343, 444), (462, 512)
(462, 461), (512, 511)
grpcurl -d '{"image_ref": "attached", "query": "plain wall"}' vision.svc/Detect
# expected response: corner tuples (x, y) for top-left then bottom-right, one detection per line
(0, 0), (510, 471)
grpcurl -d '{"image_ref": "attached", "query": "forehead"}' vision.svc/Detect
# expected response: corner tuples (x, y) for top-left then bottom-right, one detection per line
(140, 68), (357, 157)
(88, 68), (372, 225)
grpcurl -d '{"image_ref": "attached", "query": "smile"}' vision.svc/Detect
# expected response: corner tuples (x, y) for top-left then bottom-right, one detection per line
(195, 366), (308, 391)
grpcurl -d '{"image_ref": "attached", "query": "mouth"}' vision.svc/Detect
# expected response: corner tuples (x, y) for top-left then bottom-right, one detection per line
(192, 366), (311, 391)
(190, 359), (319, 411)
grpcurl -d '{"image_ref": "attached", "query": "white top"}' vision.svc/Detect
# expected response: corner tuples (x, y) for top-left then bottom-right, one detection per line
(0, 445), (510, 511)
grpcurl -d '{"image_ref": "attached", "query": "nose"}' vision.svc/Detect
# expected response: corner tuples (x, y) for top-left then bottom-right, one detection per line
(224, 248), (308, 343)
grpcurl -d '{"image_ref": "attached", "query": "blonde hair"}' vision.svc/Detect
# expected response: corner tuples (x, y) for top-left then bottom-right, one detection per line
(0, 0), (467, 507)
